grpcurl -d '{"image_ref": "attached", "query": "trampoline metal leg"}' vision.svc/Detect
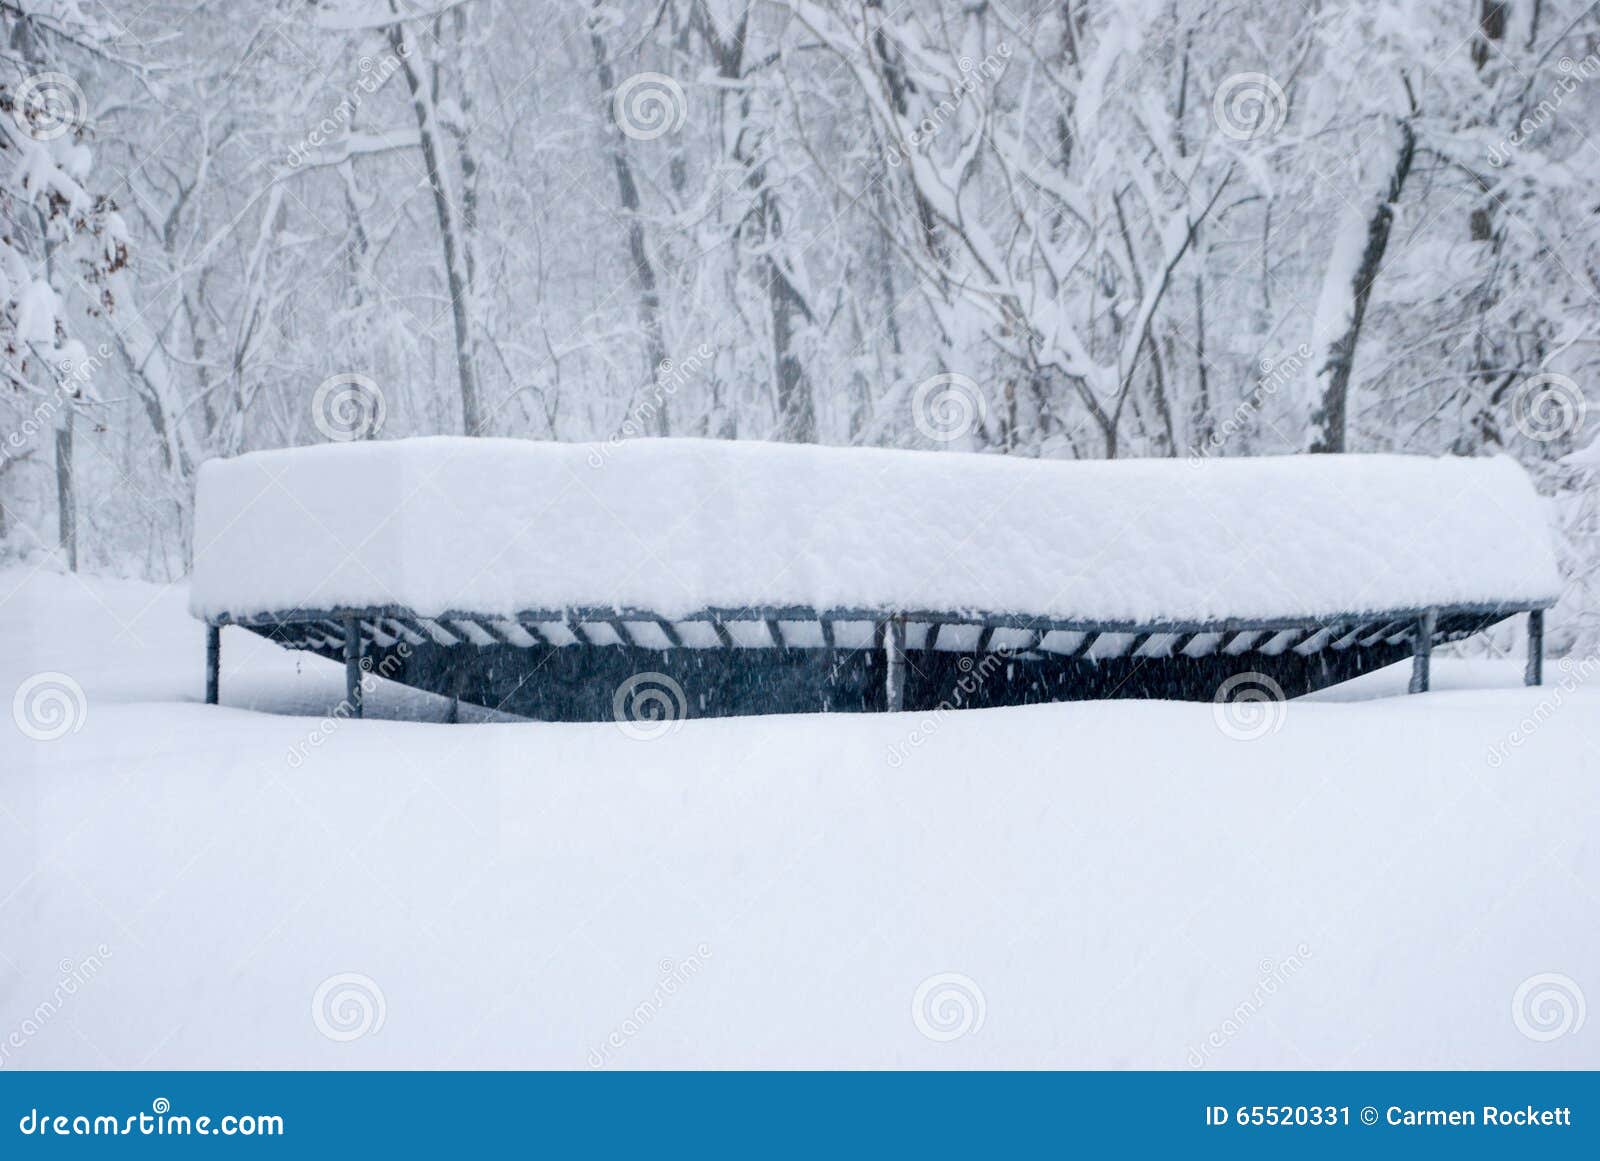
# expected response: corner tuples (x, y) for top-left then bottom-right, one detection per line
(1526, 609), (1543, 687)
(884, 614), (906, 712)
(344, 615), (364, 719)
(205, 624), (220, 705)
(1408, 608), (1436, 695)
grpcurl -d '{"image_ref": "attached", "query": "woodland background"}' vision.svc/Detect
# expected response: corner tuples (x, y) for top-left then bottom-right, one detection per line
(3, 0), (1599, 649)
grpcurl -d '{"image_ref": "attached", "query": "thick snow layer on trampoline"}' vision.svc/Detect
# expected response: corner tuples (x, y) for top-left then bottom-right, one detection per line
(189, 437), (1560, 623)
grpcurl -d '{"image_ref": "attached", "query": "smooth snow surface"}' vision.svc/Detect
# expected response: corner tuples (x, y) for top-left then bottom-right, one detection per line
(189, 439), (1560, 624)
(5, 567), (1598, 1068)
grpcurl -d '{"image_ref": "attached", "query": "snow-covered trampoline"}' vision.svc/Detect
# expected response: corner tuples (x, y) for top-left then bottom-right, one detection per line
(190, 438), (1561, 719)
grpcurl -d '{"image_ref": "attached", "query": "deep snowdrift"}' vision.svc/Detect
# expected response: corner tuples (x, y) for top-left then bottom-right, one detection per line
(189, 439), (1560, 624)
(4, 567), (1596, 1068)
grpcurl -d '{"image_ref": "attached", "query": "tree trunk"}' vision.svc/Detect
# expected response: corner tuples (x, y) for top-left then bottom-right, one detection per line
(700, 4), (815, 443)
(761, 197), (816, 443)
(1472, 0), (1508, 70)
(450, 7), (482, 292)
(1192, 270), (1212, 452)
(0, 450), (29, 540)
(388, 20), (482, 434)
(1308, 119), (1416, 454)
(55, 413), (76, 571)
(17, 11), (77, 566)
(590, 12), (670, 434)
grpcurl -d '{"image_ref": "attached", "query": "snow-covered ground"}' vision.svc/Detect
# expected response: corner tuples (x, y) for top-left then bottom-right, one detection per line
(2, 565), (1595, 1069)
